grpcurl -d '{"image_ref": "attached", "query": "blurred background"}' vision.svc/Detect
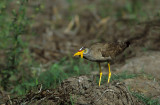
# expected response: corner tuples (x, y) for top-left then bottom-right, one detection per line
(0, 0), (160, 104)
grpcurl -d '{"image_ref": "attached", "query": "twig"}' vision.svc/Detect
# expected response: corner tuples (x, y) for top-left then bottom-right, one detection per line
(37, 84), (42, 93)
(7, 95), (12, 105)
(46, 89), (53, 94)
(95, 89), (115, 102)
(21, 101), (28, 105)
(145, 82), (160, 92)
(39, 97), (46, 101)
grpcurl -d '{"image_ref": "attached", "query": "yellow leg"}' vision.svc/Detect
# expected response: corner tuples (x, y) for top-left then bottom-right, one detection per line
(98, 63), (102, 86)
(107, 63), (111, 83)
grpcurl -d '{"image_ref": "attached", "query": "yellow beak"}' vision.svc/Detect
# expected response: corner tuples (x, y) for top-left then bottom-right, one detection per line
(74, 50), (85, 58)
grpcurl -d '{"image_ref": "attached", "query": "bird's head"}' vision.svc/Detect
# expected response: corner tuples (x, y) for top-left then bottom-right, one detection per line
(74, 47), (89, 58)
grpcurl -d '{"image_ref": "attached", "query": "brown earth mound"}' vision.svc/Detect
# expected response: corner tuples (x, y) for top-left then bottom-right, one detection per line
(6, 76), (143, 105)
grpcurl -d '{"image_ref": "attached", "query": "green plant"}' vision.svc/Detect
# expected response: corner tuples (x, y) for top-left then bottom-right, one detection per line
(0, 0), (29, 90)
(132, 92), (160, 105)
(111, 71), (138, 81)
(38, 63), (68, 88)
(99, 71), (138, 85)
(0, 0), (11, 49)
(70, 95), (75, 105)
(38, 58), (96, 89)
(11, 57), (97, 95)
(66, 0), (74, 12)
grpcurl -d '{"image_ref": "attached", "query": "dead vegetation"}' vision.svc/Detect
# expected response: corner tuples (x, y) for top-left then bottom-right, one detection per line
(6, 76), (144, 105)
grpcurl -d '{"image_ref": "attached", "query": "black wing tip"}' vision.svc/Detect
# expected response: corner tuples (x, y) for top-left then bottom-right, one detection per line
(125, 41), (130, 47)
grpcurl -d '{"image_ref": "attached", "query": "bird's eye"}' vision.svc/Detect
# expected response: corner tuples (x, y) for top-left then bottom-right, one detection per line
(83, 49), (88, 54)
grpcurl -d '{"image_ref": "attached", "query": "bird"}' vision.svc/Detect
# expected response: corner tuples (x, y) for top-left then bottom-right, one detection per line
(74, 41), (130, 86)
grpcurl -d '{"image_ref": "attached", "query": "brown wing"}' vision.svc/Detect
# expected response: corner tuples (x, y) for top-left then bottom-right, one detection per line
(101, 42), (128, 58)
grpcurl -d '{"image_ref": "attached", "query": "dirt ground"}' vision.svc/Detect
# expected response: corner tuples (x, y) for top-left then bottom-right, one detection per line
(1, 0), (160, 104)
(6, 76), (143, 105)
(116, 51), (160, 102)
